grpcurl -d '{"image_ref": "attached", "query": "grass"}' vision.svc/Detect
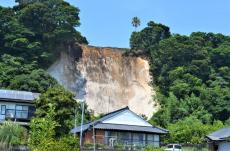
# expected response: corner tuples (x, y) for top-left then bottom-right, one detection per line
(183, 146), (208, 151)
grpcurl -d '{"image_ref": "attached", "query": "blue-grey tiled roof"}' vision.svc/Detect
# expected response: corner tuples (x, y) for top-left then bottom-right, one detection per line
(207, 126), (230, 141)
(71, 107), (129, 133)
(0, 89), (39, 103)
(71, 106), (168, 134)
(94, 123), (168, 134)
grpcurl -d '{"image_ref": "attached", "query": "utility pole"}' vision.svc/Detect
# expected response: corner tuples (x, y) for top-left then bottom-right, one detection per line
(80, 100), (85, 147)
(93, 123), (96, 151)
(74, 107), (77, 138)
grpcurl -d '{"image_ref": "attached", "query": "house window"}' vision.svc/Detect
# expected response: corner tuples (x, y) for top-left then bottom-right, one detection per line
(147, 134), (160, 147)
(147, 134), (154, 144)
(133, 133), (144, 147)
(117, 132), (131, 144)
(6, 109), (15, 118)
(15, 105), (28, 119)
(153, 135), (160, 147)
(1, 105), (6, 115)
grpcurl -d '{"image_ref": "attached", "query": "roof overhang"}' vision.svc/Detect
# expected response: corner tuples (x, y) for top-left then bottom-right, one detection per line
(71, 123), (168, 134)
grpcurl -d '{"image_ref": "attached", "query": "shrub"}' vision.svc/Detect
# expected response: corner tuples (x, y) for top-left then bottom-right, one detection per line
(0, 121), (27, 149)
(144, 145), (164, 151)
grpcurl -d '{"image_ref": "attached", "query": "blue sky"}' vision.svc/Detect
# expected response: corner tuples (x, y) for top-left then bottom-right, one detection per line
(2, 0), (230, 48)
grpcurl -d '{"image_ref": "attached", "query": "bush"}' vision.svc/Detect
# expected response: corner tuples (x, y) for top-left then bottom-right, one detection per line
(43, 136), (79, 151)
(144, 145), (164, 151)
(0, 121), (27, 149)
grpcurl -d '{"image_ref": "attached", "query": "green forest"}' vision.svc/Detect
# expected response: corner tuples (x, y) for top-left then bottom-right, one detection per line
(0, 0), (230, 150)
(130, 21), (230, 144)
(0, 0), (90, 150)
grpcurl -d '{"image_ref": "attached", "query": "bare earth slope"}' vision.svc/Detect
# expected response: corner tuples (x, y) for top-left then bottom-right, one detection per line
(48, 44), (157, 118)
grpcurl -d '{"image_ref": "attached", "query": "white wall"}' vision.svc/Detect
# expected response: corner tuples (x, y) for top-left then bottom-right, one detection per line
(102, 110), (152, 127)
(219, 142), (230, 151)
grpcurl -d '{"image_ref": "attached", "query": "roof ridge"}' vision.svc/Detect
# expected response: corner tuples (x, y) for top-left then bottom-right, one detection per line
(101, 106), (129, 117)
(76, 106), (129, 127)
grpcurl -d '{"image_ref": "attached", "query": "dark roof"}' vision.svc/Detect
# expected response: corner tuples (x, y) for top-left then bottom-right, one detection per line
(71, 106), (168, 134)
(71, 107), (129, 133)
(94, 123), (168, 134)
(206, 126), (230, 141)
(0, 89), (39, 103)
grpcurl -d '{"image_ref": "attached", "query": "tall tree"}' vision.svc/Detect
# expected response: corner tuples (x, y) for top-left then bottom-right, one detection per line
(130, 21), (170, 51)
(131, 16), (141, 30)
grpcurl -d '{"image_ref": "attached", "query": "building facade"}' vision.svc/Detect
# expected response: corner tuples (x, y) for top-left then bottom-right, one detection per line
(0, 89), (38, 125)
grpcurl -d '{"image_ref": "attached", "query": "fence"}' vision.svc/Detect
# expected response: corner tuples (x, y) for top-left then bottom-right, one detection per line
(82, 136), (160, 150)
(82, 142), (208, 151)
(0, 145), (29, 151)
(182, 144), (208, 151)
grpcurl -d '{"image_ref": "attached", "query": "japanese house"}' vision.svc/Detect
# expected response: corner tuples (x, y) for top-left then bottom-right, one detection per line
(206, 126), (230, 151)
(0, 89), (38, 126)
(71, 107), (168, 150)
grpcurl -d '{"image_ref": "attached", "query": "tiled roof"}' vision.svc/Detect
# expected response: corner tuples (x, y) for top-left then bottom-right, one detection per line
(0, 89), (39, 103)
(71, 106), (168, 134)
(206, 126), (230, 141)
(94, 123), (168, 134)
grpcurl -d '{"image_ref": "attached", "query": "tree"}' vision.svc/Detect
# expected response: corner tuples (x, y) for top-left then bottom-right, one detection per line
(131, 16), (141, 30)
(130, 21), (170, 52)
(18, 0), (87, 47)
(35, 85), (91, 136)
(211, 42), (230, 68)
(167, 116), (224, 144)
(29, 104), (58, 151)
(1, 1), (87, 68)
(0, 54), (57, 92)
(29, 104), (79, 151)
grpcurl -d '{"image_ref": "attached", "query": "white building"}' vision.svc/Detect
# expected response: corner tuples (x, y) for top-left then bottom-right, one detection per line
(206, 126), (230, 151)
(0, 89), (38, 125)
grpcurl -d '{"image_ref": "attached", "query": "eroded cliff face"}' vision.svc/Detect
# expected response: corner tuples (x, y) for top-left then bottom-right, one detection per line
(48, 44), (157, 118)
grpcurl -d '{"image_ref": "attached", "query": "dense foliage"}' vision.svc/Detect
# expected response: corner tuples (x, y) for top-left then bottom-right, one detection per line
(0, 1), (90, 149)
(0, 54), (57, 92)
(0, 0), (87, 92)
(130, 21), (230, 143)
(29, 104), (79, 151)
(35, 85), (91, 136)
(0, 121), (27, 150)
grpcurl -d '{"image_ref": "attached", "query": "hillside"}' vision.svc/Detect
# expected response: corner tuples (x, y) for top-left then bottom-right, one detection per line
(48, 44), (157, 118)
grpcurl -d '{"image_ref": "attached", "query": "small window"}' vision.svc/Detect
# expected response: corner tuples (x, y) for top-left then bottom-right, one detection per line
(1, 105), (6, 115)
(15, 105), (29, 119)
(167, 145), (173, 148)
(16, 105), (22, 110)
(22, 106), (28, 110)
(175, 145), (182, 149)
(154, 135), (159, 141)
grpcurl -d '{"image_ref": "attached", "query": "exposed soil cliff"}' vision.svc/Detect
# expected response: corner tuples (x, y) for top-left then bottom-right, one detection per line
(48, 44), (157, 118)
